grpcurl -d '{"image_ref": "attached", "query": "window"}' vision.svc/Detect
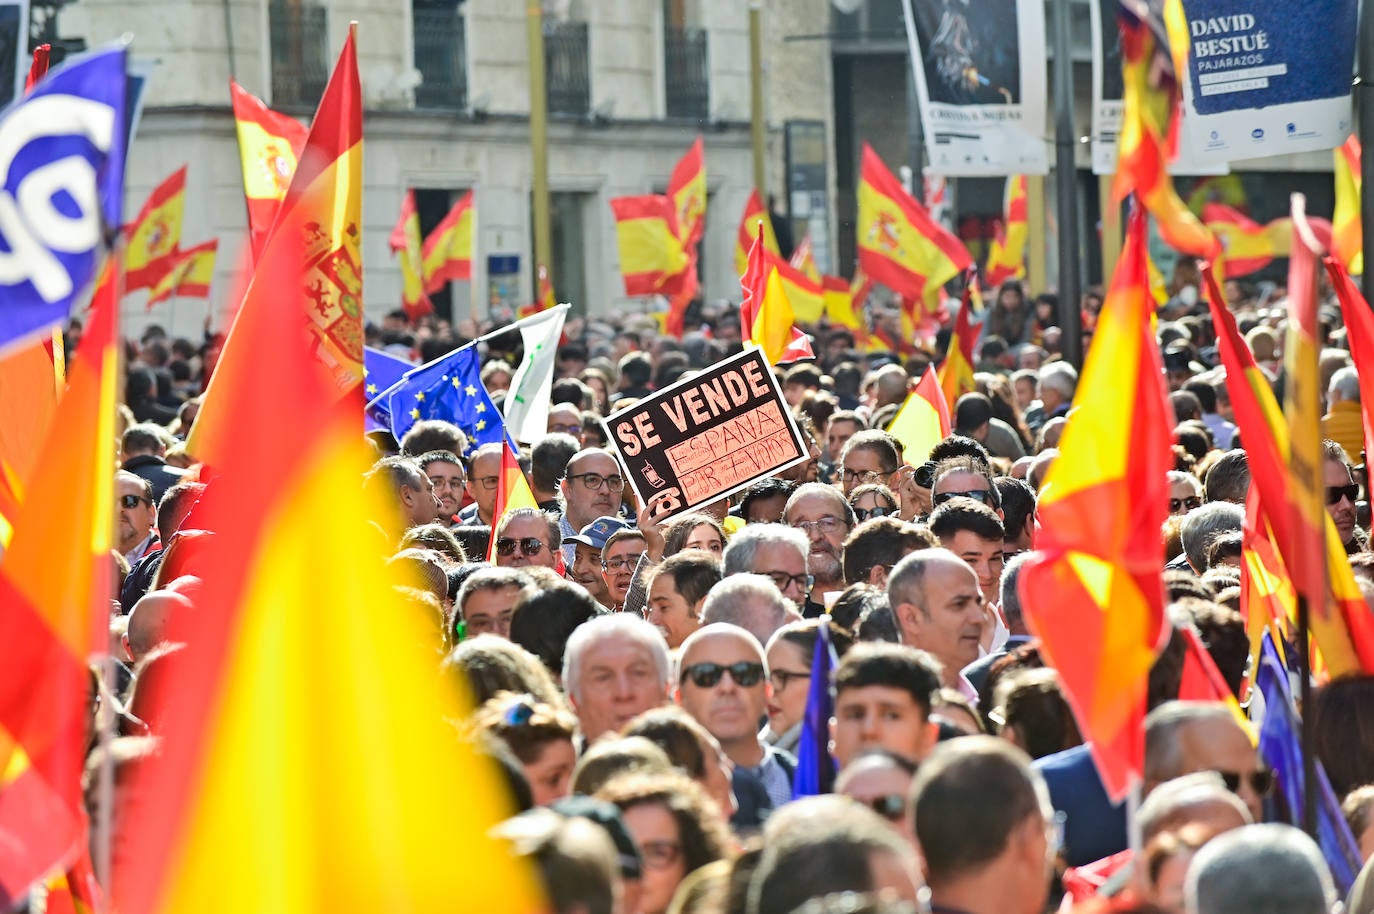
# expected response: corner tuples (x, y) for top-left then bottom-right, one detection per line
(270, 1), (329, 109)
(412, 0), (467, 109)
(544, 19), (590, 117)
(547, 192), (589, 315)
(663, 20), (708, 121)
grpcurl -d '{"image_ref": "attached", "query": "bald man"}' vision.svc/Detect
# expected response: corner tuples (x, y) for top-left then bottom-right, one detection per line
(123, 590), (193, 664)
(887, 548), (986, 701)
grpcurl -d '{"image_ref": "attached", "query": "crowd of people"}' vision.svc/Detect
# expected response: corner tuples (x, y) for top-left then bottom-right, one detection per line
(94, 267), (1374, 914)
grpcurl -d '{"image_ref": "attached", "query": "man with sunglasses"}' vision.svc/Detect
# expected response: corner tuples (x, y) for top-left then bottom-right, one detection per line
(494, 507), (560, 570)
(116, 470), (160, 564)
(558, 449), (628, 567)
(1144, 701), (1269, 823)
(929, 455), (1004, 522)
(675, 623), (796, 827)
(1323, 439), (1364, 553)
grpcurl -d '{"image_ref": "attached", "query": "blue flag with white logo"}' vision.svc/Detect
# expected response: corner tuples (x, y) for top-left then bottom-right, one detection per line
(383, 343), (515, 453)
(363, 346), (412, 433)
(0, 45), (129, 350)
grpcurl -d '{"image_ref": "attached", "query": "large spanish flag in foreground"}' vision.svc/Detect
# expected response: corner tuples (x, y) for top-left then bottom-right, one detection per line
(230, 81), (308, 261)
(734, 190), (779, 279)
(611, 194), (692, 297)
(421, 189), (475, 292)
(741, 224), (814, 365)
(984, 175), (1028, 287)
(190, 28), (364, 462)
(857, 144), (971, 313)
(1018, 207), (1173, 801)
(390, 190), (432, 319)
(112, 122), (544, 914)
(1333, 137), (1362, 276)
(0, 263), (116, 906)
(887, 366), (949, 465)
(1113, 1), (1218, 258)
(125, 166), (187, 291)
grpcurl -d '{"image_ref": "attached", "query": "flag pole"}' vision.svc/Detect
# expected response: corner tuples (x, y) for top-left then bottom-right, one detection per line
(749, 1), (766, 197)
(525, 0), (553, 307)
(1051, 0), (1083, 369)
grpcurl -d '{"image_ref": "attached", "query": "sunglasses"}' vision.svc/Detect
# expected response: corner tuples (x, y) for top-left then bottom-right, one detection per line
(854, 505), (895, 521)
(119, 494), (151, 509)
(680, 661), (765, 689)
(496, 537), (546, 557)
(1169, 496), (1202, 513)
(932, 488), (995, 507)
(1327, 484), (1359, 506)
(1220, 768), (1274, 796)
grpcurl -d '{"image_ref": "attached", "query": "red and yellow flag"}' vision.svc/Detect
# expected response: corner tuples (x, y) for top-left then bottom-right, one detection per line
(487, 440), (540, 562)
(886, 366), (949, 465)
(1018, 206), (1173, 801)
(1185, 174), (1249, 218)
(189, 26), (363, 463)
(781, 236), (826, 323)
(668, 136), (706, 247)
(734, 189), (779, 279)
(1333, 137), (1362, 276)
(0, 262), (116, 905)
(147, 240), (218, 309)
(1326, 258), (1374, 462)
(938, 274), (978, 412)
(229, 80), (308, 261)
(1113, 3), (1218, 258)
(1204, 203), (1293, 280)
(389, 190), (432, 320)
(519, 263), (558, 319)
(741, 224), (814, 365)
(111, 166), (544, 914)
(611, 194), (692, 297)
(421, 189), (475, 293)
(856, 143), (972, 315)
(125, 165), (187, 291)
(984, 175), (1028, 287)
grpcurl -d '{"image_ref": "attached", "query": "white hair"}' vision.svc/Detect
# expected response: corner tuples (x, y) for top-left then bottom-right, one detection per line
(1184, 824), (1335, 914)
(1330, 365), (1361, 404)
(699, 574), (792, 645)
(561, 613), (671, 702)
(1037, 362), (1078, 399)
(721, 523), (808, 577)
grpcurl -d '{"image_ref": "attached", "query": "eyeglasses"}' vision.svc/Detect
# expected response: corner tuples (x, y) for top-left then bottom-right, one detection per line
(769, 668), (811, 691)
(1327, 484), (1359, 506)
(843, 467), (893, 484)
(791, 516), (846, 536)
(639, 839), (683, 869)
(680, 661), (766, 689)
(858, 794), (906, 823)
(764, 571), (814, 594)
(496, 537), (547, 558)
(853, 505), (895, 521)
(1169, 496), (1202, 513)
(473, 475), (500, 491)
(118, 494), (151, 509)
(1220, 768), (1274, 796)
(932, 488), (995, 507)
(601, 557), (638, 572)
(428, 474), (466, 491)
(549, 422), (583, 436)
(566, 472), (626, 492)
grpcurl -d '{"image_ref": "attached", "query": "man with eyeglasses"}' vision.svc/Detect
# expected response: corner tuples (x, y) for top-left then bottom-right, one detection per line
(456, 443), (503, 527)
(558, 449), (627, 567)
(417, 450), (466, 525)
(783, 483), (855, 613)
(546, 402), (585, 438)
(116, 470), (161, 564)
(601, 529), (647, 611)
(493, 507), (560, 570)
(721, 524), (812, 608)
(563, 516), (630, 609)
(838, 430), (904, 496)
(674, 623), (796, 827)
(1323, 439), (1364, 553)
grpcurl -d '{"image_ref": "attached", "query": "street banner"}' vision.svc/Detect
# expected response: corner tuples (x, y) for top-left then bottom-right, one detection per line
(1178, 0), (1357, 163)
(900, 0), (1048, 176)
(602, 347), (807, 521)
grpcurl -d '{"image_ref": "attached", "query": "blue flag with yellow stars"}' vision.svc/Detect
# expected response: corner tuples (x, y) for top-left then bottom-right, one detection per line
(363, 346), (411, 432)
(383, 342), (514, 453)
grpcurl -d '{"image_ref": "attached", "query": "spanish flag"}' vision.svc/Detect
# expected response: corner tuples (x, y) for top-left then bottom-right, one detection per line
(147, 240), (218, 308)
(610, 194), (692, 297)
(189, 26), (363, 463)
(1017, 206), (1173, 801)
(0, 262), (116, 905)
(856, 143), (971, 314)
(1204, 203), (1291, 279)
(1203, 262), (1374, 676)
(1185, 174), (1250, 218)
(1325, 257), (1374, 462)
(487, 440), (540, 562)
(782, 236), (826, 323)
(1333, 137), (1362, 276)
(668, 135), (706, 247)
(741, 223), (813, 365)
(938, 274), (978, 412)
(111, 165), (544, 914)
(125, 165), (187, 291)
(390, 190), (432, 319)
(230, 80), (308, 261)
(984, 175), (1028, 287)
(886, 366), (949, 464)
(734, 189), (779, 279)
(1113, 1), (1218, 258)
(518, 263), (558, 318)
(422, 189), (475, 292)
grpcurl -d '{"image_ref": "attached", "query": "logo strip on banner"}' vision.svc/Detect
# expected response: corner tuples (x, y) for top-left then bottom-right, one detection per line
(899, 0), (1049, 176)
(602, 347), (808, 523)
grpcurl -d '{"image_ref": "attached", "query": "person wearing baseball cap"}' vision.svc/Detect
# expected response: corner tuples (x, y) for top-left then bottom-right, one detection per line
(564, 516), (632, 610)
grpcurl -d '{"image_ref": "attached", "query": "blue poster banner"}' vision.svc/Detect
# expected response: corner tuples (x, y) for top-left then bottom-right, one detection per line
(1180, 0), (1357, 162)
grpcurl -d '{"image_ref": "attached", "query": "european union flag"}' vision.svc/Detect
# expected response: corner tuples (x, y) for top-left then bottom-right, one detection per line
(1256, 633), (1363, 893)
(793, 617), (838, 797)
(0, 45), (128, 350)
(363, 346), (412, 433)
(383, 343), (514, 453)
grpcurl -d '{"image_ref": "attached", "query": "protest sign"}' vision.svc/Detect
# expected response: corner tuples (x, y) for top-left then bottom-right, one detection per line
(1178, 0), (1357, 163)
(602, 347), (807, 522)
(900, 0), (1048, 176)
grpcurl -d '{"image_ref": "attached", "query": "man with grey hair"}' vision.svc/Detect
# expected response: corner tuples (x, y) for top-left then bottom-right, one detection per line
(887, 548), (985, 697)
(1030, 361), (1078, 434)
(700, 574), (797, 646)
(1185, 824), (1337, 914)
(784, 482), (856, 612)
(1176, 502), (1245, 573)
(1323, 365), (1363, 469)
(561, 614), (672, 742)
(1144, 700), (1267, 822)
(722, 523), (812, 607)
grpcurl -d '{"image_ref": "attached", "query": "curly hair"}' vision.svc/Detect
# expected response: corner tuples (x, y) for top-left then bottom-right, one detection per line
(595, 770), (732, 874)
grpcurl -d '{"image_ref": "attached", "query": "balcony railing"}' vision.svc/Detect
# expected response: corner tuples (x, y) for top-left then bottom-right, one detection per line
(269, 2), (330, 109)
(413, 6), (468, 109)
(664, 26), (709, 122)
(545, 20), (590, 117)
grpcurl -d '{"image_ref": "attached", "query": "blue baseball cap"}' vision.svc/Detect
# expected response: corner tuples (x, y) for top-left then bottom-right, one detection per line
(561, 515), (632, 550)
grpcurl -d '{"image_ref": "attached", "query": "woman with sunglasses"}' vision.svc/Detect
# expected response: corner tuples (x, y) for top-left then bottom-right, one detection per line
(848, 483), (899, 525)
(1166, 470), (1203, 517)
(596, 770), (732, 914)
(470, 691), (578, 807)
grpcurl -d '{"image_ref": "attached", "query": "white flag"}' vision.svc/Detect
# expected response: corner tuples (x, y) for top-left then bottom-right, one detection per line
(501, 303), (571, 444)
